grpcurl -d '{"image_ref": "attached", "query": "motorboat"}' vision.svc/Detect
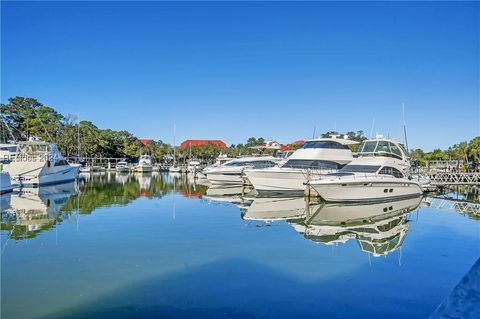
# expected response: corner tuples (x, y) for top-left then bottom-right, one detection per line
(135, 155), (153, 173)
(116, 160), (130, 173)
(307, 136), (423, 202)
(79, 165), (92, 173)
(169, 166), (181, 173)
(209, 154), (235, 167)
(3, 138), (79, 186)
(0, 170), (13, 194)
(244, 137), (357, 196)
(187, 160), (201, 173)
(203, 156), (282, 185)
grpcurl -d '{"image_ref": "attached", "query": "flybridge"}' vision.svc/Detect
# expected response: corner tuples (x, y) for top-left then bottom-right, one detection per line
(358, 138), (408, 161)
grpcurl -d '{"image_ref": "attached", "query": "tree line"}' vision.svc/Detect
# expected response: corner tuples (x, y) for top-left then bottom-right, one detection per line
(1, 96), (478, 164)
(0, 97), (284, 161)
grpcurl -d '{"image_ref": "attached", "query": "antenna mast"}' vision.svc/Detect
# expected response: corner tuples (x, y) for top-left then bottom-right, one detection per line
(402, 103), (409, 152)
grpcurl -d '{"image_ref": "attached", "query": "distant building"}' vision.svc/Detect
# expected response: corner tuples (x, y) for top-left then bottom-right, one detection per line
(180, 140), (227, 148)
(139, 139), (154, 146)
(280, 140), (305, 151)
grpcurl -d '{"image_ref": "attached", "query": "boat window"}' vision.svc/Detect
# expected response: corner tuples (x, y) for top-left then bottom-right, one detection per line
(302, 141), (349, 150)
(376, 141), (391, 153)
(389, 143), (403, 157)
(224, 161), (249, 167)
(359, 141), (377, 153)
(252, 161), (277, 169)
(340, 165), (381, 173)
(399, 144), (409, 157)
(378, 166), (404, 178)
(0, 146), (17, 152)
(54, 159), (69, 166)
(282, 159), (343, 169)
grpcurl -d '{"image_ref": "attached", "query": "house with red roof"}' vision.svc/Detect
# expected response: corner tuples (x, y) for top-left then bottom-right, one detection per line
(139, 139), (154, 146)
(180, 140), (227, 148)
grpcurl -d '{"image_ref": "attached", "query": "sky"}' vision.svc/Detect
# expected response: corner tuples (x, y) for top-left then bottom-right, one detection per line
(1, 1), (479, 151)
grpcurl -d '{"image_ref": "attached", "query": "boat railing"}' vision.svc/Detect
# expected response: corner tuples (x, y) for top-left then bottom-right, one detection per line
(308, 172), (405, 183)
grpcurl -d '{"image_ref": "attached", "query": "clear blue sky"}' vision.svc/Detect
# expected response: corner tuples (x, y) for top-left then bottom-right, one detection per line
(2, 1), (479, 151)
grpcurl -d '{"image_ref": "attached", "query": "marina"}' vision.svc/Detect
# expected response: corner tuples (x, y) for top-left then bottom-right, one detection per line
(1, 172), (478, 319)
(1, 1), (479, 318)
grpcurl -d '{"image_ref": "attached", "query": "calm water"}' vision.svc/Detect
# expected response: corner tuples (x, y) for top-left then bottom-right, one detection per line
(1, 172), (479, 319)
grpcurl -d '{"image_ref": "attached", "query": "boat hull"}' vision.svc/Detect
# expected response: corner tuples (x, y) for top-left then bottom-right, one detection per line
(205, 172), (243, 185)
(244, 167), (325, 196)
(6, 161), (79, 187)
(135, 165), (153, 173)
(309, 179), (423, 203)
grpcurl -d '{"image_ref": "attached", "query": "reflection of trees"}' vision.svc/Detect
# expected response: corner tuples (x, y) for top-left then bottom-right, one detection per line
(62, 173), (208, 215)
(1, 173), (208, 240)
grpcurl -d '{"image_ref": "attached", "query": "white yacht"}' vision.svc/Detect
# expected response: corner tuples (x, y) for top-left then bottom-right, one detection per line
(116, 160), (130, 173)
(244, 137), (357, 196)
(135, 155), (153, 173)
(307, 136), (422, 202)
(203, 156), (282, 185)
(3, 138), (79, 186)
(79, 165), (92, 173)
(0, 171), (13, 194)
(187, 160), (201, 173)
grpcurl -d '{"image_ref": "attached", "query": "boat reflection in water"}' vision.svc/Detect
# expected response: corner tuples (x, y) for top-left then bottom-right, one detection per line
(202, 185), (254, 207)
(1, 182), (79, 240)
(1, 173), (210, 241)
(242, 195), (422, 256)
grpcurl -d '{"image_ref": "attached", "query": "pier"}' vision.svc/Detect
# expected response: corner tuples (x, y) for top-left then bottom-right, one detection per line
(426, 172), (480, 186)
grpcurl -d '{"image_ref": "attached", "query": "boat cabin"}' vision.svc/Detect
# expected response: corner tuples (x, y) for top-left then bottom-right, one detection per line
(358, 138), (408, 161)
(15, 141), (65, 163)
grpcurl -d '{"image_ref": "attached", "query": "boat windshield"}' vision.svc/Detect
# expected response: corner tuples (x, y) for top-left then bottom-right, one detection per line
(282, 159), (343, 169)
(358, 140), (404, 159)
(302, 141), (350, 150)
(225, 160), (276, 169)
(17, 143), (62, 160)
(340, 165), (381, 173)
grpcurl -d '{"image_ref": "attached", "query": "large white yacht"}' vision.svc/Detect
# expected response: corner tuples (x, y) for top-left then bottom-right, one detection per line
(203, 156), (282, 185)
(4, 138), (79, 186)
(244, 137), (357, 196)
(307, 136), (422, 202)
(135, 155), (153, 173)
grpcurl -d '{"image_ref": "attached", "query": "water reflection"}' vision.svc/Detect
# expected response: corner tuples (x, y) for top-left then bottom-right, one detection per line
(241, 196), (422, 256)
(1, 183), (79, 240)
(2, 173), (478, 250)
(1, 173), (209, 241)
